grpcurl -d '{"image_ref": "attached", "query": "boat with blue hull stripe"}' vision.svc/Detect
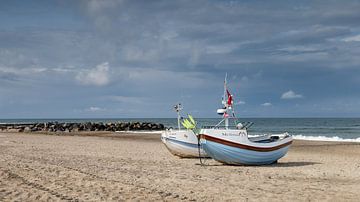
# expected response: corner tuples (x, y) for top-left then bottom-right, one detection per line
(202, 139), (291, 165)
(197, 74), (293, 165)
(200, 134), (292, 152)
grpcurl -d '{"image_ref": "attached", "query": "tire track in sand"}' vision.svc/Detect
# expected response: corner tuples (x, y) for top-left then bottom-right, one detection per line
(0, 167), (79, 201)
(3, 153), (192, 201)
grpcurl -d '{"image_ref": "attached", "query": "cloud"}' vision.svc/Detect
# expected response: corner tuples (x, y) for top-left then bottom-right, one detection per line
(2, 1), (360, 118)
(261, 102), (272, 107)
(86, 0), (123, 14)
(76, 62), (110, 86)
(235, 100), (246, 105)
(276, 45), (326, 54)
(0, 66), (47, 75)
(281, 90), (303, 99)
(342, 34), (360, 42)
(86, 106), (106, 112)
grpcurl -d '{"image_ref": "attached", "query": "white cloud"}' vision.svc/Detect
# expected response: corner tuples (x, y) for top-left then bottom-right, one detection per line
(76, 62), (110, 86)
(0, 66), (47, 75)
(235, 100), (246, 105)
(277, 46), (320, 52)
(161, 31), (178, 41)
(52, 67), (76, 73)
(86, 106), (105, 112)
(261, 102), (272, 106)
(281, 90), (303, 99)
(342, 35), (360, 42)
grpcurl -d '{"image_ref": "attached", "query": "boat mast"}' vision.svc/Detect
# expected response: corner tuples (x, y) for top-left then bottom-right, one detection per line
(224, 74), (229, 129)
(174, 103), (182, 131)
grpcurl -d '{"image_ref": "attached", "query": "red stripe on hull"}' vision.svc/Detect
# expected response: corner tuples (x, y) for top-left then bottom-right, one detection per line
(200, 134), (292, 152)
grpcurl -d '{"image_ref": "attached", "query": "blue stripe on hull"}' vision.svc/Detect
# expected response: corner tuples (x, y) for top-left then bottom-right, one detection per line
(202, 140), (290, 165)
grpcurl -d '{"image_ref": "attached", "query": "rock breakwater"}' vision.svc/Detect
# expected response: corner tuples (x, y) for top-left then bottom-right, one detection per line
(0, 122), (165, 133)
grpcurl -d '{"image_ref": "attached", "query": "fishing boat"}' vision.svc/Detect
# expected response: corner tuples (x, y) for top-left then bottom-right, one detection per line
(161, 103), (208, 158)
(199, 75), (293, 165)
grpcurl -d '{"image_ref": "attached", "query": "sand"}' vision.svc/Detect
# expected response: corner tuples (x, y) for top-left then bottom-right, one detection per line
(0, 132), (359, 201)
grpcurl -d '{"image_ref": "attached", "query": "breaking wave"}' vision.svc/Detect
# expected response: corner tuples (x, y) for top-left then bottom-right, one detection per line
(293, 135), (360, 142)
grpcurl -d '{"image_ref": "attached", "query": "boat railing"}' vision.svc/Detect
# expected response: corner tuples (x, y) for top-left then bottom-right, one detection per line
(201, 122), (254, 130)
(201, 125), (238, 129)
(241, 122), (254, 129)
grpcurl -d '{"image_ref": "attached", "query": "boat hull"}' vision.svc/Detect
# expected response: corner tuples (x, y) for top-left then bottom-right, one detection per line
(200, 129), (292, 165)
(161, 130), (208, 158)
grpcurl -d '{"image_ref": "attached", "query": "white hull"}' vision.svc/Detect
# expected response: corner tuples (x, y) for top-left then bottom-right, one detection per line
(200, 129), (292, 165)
(161, 129), (208, 158)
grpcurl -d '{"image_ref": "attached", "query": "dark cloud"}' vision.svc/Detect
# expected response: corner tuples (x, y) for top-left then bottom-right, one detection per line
(0, 0), (360, 118)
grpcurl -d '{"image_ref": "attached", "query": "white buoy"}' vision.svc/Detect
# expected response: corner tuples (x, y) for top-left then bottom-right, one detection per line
(217, 108), (226, 115)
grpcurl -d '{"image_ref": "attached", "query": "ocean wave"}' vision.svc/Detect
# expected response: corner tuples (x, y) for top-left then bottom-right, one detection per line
(115, 130), (162, 134)
(293, 135), (360, 142)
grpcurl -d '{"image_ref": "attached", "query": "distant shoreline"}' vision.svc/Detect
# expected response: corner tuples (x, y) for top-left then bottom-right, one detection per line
(1, 118), (360, 142)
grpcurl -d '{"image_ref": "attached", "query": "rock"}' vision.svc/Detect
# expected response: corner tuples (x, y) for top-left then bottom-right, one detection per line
(31, 127), (38, 132)
(98, 124), (105, 131)
(158, 124), (165, 130)
(7, 128), (21, 132)
(35, 123), (44, 128)
(85, 122), (92, 130)
(62, 123), (68, 128)
(17, 126), (24, 132)
(0, 121), (166, 133)
(24, 127), (31, 132)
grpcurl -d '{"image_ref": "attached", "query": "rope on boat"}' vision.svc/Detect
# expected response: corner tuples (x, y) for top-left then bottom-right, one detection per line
(197, 134), (207, 166)
(197, 135), (204, 166)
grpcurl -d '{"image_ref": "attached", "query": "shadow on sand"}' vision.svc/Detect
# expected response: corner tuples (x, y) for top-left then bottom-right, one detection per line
(263, 161), (321, 167)
(195, 161), (320, 167)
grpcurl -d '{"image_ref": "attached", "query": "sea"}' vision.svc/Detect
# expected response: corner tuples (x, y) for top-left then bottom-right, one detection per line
(1, 118), (360, 142)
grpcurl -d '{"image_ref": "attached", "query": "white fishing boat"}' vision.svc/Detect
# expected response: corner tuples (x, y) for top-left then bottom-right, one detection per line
(199, 75), (293, 165)
(161, 104), (208, 158)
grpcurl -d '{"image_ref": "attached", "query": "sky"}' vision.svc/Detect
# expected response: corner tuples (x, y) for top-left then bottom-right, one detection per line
(1, 0), (360, 118)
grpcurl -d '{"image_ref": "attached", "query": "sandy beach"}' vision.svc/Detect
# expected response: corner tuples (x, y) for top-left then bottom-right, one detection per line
(0, 132), (359, 201)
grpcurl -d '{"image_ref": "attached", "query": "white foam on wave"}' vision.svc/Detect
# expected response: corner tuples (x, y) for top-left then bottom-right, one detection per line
(115, 130), (163, 134)
(293, 135), (360, 142)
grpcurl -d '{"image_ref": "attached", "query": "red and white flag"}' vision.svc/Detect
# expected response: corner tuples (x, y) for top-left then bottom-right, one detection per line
(226, 89), (233, 106)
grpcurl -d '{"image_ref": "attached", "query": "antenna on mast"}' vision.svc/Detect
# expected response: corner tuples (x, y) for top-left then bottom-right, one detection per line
(216, 73), (239, 129)
(174, 103), (183, 131)
(222, 73), (227, 106)
(224, 73), (229, 129)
